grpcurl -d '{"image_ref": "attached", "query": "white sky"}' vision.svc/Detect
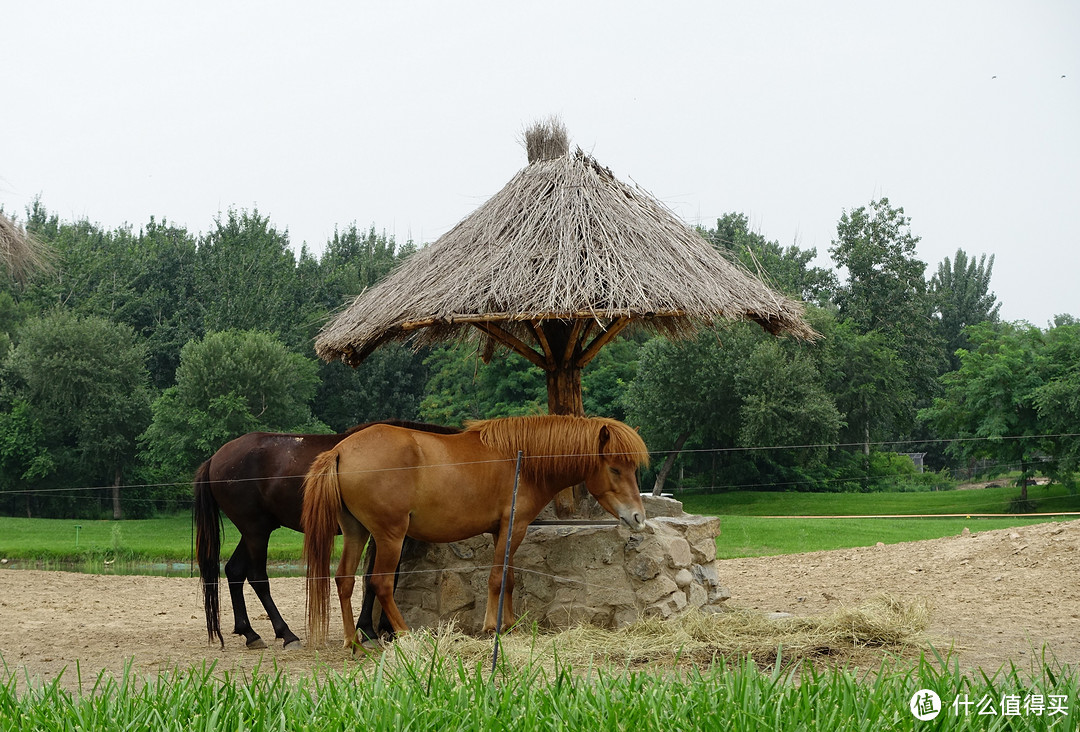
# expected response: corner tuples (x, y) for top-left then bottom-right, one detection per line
(2, 1), (1077, 325)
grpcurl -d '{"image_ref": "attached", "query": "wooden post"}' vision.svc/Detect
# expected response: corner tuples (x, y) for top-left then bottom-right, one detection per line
(473, 317), (631, 519)
(540, 321), (587, 517)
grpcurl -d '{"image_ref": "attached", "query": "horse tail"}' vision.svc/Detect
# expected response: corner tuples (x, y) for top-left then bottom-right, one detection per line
(302, 449), (342, 649)
(193, 459), (224, 648)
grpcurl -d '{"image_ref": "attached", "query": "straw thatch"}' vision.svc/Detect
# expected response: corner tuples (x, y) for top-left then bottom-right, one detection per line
(316, 122), (816, 367)
(0, 212), (50, 281)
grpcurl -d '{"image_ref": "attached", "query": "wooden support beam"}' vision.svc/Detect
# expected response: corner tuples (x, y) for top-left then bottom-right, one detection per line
(527, 322), (556, 369)
(576, 317), (631, 367)
(562, 318), (584, 364)
(472, 322), (549, 370)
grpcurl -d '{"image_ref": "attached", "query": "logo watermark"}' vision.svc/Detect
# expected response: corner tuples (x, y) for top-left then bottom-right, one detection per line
(909, 690), (941, 721)
(910, 689), (1070, 720)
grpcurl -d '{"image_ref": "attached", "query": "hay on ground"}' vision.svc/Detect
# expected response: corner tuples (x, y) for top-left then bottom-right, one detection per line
(373, 595), (931, 675)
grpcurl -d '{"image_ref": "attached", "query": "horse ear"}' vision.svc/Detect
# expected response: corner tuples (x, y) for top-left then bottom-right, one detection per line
(598, 425), (611, 455)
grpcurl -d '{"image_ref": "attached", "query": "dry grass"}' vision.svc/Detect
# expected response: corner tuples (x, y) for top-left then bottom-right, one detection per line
(375, 595), (931, 674)
(0, 212), (51, 281)
(316, 119), (816, 366)
(523, 117), (569, 164)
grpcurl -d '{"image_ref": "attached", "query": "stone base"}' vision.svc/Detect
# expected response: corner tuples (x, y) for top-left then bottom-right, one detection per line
(393, 495), (730, 633)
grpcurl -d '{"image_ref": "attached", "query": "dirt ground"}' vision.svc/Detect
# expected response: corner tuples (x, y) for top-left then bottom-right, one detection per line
(1, 520), (1077, 691)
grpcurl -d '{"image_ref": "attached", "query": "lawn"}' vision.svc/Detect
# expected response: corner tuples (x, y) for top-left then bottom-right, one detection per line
(680, 482), (1080, 558)
(679, 482), (1080, 517)
(0, 514), (304, 565)
(1, 482), (1076, 565)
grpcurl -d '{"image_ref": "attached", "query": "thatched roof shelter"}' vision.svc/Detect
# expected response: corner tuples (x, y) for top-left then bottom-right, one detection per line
(318, 120), (814, 368)
(317, 119), (815, 516)
(0, 212), (50, 281)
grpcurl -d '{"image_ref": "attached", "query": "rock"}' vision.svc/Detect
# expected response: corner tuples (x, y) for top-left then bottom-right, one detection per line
(395, 513), (726, 632)
(674, 568), (694, 589)
(640, 494), (685, 518)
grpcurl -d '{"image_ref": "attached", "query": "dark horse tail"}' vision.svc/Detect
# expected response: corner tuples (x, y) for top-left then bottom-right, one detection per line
(302, 449), (342, 650)
(193, 459), (225, 648)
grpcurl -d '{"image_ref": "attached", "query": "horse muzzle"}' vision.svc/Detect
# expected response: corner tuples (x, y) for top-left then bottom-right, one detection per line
(619, 508), (646, 532)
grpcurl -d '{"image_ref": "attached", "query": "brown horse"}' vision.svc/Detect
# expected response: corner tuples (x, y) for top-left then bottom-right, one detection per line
(194, 420), (459, 649)
(302, 415), (649, 648)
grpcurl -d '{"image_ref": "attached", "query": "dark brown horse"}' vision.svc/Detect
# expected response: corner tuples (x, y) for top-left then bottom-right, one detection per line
(302, 415), (649, 648)
(194, 420), (459, 649)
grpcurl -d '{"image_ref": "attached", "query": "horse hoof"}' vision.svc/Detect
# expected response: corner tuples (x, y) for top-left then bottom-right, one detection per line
(246, 638), (268, 650)
(283, 640), (302, 651)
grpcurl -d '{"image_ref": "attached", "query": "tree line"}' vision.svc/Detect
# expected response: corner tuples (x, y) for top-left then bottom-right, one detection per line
(0, 198), (1075, 519)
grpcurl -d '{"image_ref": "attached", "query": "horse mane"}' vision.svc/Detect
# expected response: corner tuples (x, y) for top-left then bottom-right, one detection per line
(464, 415), (649, 481)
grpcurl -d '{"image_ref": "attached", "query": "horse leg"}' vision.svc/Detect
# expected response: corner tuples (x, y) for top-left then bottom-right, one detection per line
(335, 510), (370, 649)
(368, 531), (411, 635)
(243, 536), (302, 650)
(224, 540), (265, 649)
(483, 525), (527, 633)
(357, 537), (412, 641)
(354, 539), (381, 643)
(378, 539), (410, 638)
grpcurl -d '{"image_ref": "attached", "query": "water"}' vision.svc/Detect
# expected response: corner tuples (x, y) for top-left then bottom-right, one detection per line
(0, 558), (305, 577)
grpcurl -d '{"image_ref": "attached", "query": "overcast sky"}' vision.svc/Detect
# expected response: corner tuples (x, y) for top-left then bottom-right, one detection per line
(2, 1), (1076, 325)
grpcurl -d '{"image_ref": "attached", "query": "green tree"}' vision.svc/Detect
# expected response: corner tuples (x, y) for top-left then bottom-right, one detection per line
(314, 225), (415, 311)
(829, 198), (945, 436)
(818, 320), (914, 455)
(626, 320), (841, 494)
(704, 213), (837, 305)
(15, 203), (203, 389)
(581, 336), (643, 420)
(735, 338), (842, 468)
(625, 327), (747, 494)
(1, 310), (152, 518)
(140, 330), (326, 481)
(1031, 316), (1080, 489)
(196, 209), (313, 351)
(0, 400), (56, 516)
(929, 249), (1000, 370)
(419, 344), (546, 426)
(315, 343), (431, 431)
(919, 321), (1046, 503)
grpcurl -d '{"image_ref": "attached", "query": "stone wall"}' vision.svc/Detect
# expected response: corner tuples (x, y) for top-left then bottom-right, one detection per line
(394, 495), (730, 633)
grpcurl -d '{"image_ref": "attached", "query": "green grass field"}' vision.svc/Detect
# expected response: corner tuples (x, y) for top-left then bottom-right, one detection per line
(3, 486), (1078, 728)
(1, 483), (1076, 566)
(679, 481), (1080, 517)
(0, 514), (304, 565)
(3, 647), (1077, 730)
(679, 483), (1080, 558)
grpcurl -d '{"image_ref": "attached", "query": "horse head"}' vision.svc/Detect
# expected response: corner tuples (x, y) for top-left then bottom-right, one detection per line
(585, 423), (648, 531)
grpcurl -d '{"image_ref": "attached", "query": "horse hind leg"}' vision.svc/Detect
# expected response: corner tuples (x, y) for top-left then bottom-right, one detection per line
(244, 535), (302, 650)
(224, 541), (265, 649)
(354, 539), (382, 643)
(335, 510), (371, 649)
(367, 532), (411, 636)
(355, 537), (410, 644)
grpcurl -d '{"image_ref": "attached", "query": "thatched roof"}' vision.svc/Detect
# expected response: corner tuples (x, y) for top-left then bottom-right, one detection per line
(0, 212), (50, 281)
(316, 122), (816, 366)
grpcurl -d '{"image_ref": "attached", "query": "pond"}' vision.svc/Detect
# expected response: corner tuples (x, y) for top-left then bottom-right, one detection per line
(0, 558), (305, 577)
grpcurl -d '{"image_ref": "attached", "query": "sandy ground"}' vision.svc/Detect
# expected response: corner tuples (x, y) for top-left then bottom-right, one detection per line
(1, 520), (1077, 691)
